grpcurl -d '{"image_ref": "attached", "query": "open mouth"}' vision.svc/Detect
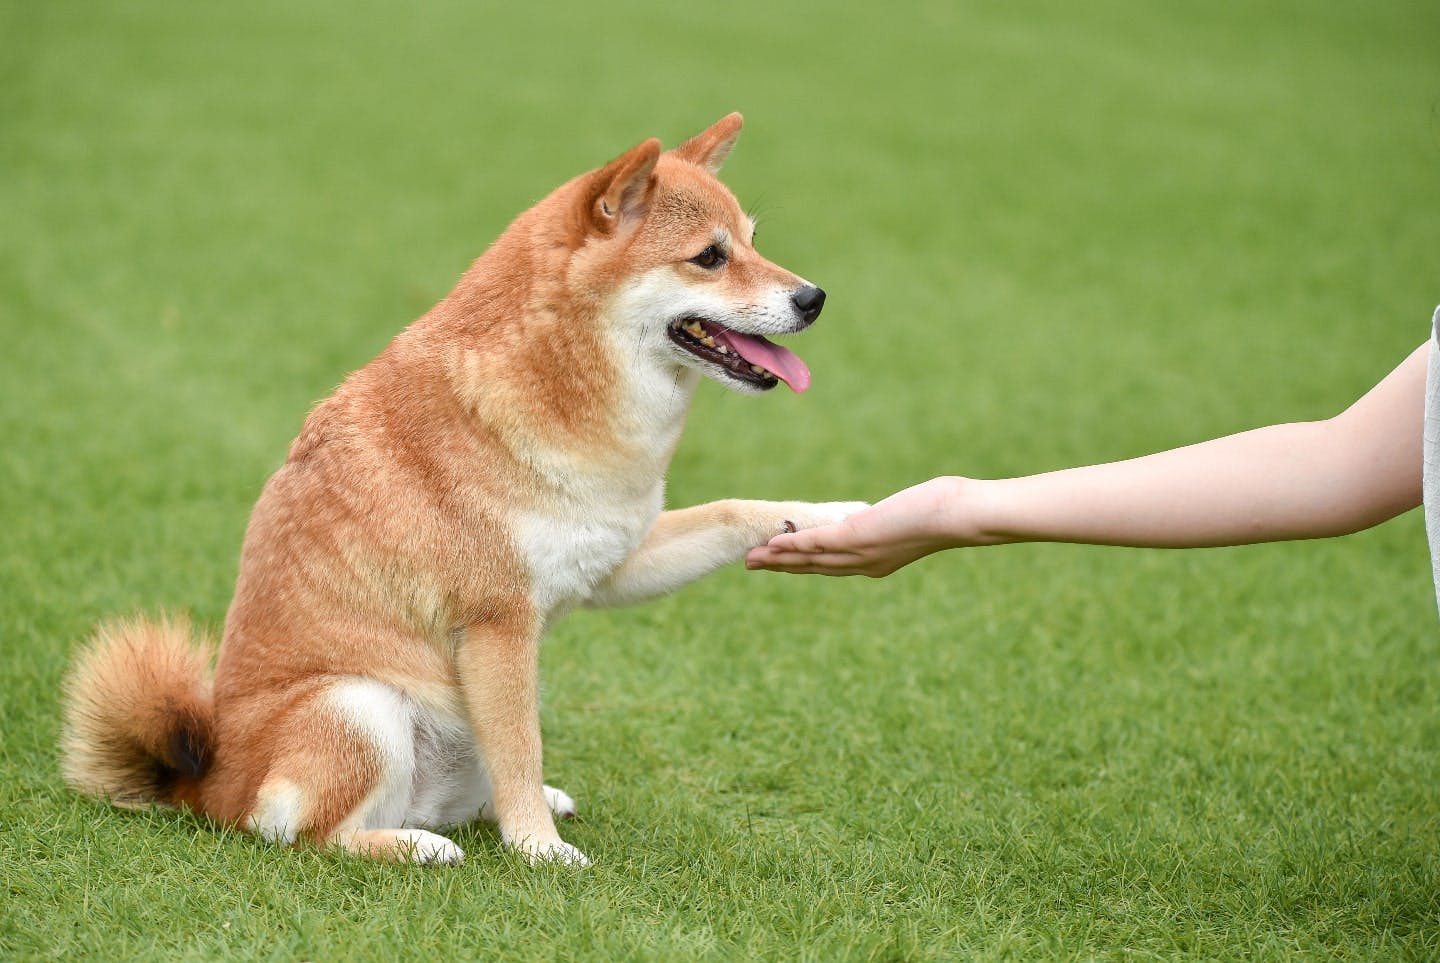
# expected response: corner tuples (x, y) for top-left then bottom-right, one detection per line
(667, 318), (811, 393)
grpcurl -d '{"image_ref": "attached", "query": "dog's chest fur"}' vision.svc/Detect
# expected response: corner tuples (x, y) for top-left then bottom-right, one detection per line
(505, 371), (688, 619)
(511, 484), (661, 617)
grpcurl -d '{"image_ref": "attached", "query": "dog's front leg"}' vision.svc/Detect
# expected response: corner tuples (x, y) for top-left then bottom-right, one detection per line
(456, 621), (587, 866)
(585, 499), (866, 608)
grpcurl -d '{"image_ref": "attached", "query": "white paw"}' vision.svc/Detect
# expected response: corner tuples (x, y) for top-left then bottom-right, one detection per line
(543, 784), (578, 819)
(778, 500), (869, 534)
(396, 829), (465, 865)
(512, 836), (590, 867)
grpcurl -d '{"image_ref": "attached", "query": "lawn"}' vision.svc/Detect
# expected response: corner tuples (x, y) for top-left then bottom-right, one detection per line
(3, 0), (1438, 959)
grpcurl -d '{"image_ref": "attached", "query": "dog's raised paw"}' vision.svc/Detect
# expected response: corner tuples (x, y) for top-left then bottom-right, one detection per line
(780, 500), (869, 534)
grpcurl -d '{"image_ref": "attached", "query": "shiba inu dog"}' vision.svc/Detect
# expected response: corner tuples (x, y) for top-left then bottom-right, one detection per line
(60, 114), (863, 866)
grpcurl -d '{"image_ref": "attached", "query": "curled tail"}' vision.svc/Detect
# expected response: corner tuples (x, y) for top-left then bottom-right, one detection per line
(60, 615), (216, 812)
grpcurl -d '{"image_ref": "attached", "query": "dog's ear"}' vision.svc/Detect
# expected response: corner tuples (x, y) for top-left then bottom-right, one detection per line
(589, 137), (661, 234)
(672, 113), (743, 174)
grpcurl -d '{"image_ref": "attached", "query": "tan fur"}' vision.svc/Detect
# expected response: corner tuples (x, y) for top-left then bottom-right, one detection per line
(61, 615), (215, 811)
(59, 115), (864, 865)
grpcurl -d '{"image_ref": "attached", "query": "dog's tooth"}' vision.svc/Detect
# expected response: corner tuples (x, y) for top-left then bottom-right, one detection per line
(701, 336), (717, 347)
(717, 345), (729, 354)
(686, 322), (704, 337)
(750, 364), (767, 374)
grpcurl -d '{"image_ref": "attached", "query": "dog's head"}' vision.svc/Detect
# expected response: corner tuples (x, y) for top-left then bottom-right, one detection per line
(564, 114), (823, 395)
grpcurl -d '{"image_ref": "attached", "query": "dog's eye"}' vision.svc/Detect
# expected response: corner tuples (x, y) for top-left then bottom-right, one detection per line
(689, 245), (726, 269)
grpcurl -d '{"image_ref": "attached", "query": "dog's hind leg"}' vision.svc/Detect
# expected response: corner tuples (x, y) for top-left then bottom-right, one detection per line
(330, 826), (463, 864)
(244, 678), (464, 865)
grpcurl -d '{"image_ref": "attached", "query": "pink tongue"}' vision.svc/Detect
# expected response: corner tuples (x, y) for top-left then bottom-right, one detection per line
(711, 329), (812, 393)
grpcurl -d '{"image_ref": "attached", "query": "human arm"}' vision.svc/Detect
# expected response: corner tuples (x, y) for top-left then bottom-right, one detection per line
(744, 344), (1426, 577)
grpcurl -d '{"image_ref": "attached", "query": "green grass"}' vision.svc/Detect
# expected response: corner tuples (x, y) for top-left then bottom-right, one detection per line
(4, 0), (1439, 958)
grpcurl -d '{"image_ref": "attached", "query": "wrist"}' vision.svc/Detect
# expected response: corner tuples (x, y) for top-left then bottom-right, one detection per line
(931, 475), (1010, 547)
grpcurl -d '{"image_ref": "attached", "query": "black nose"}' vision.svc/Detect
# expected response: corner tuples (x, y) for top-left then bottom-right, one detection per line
(792, 285), (826, 324)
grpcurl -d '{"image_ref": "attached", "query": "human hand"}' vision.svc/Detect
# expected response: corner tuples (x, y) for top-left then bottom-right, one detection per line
(744, 476), (976, 577)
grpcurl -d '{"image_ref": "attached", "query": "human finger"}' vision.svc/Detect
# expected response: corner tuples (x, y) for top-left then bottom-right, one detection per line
(745, 548), (863, 572)
(763, 523), (848, 554)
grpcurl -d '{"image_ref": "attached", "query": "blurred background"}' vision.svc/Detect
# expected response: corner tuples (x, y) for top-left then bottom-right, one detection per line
(7, 1), (1437, 538)
(4, 1), (1438, 956)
